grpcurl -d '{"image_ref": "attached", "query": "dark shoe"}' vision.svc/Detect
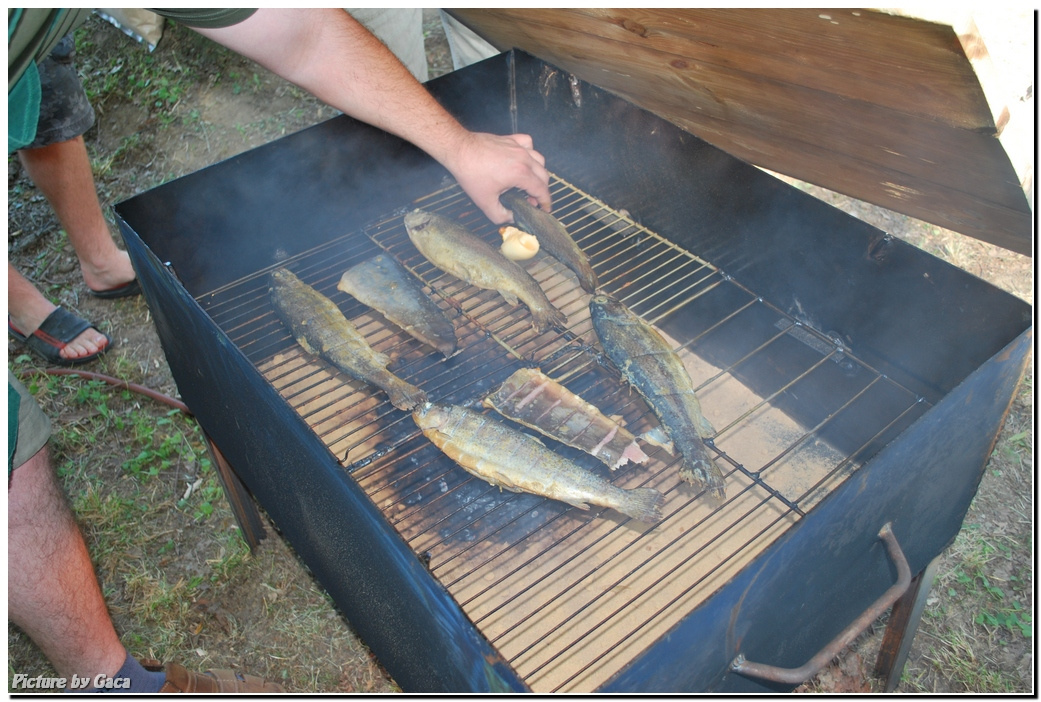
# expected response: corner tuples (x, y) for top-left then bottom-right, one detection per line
(88, 278), (141, 299)
(141, 660), (285, 693)
(8, 308), (111, 366)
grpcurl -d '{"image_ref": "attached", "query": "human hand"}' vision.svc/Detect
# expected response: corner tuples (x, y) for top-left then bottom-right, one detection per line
(446, 132), (552, 224)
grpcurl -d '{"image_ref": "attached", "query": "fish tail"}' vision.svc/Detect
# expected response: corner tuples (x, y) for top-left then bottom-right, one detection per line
(532, 305), (568, 334)
(617, 487), (665, 523)
(679, 457), (727, 500)
(639, 426), (674, 454)
(617, 439), (650, 468)
(386, 382), (428, 412)
(577, 267), (599, 294)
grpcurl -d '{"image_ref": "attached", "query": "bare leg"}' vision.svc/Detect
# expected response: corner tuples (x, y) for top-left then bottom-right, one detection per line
(7, 262), (109, 362)
(8, 445), (126, 680)
(17, 135), (135, 293)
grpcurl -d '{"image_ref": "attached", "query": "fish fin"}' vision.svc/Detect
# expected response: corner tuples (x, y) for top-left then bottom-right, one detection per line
(297, 337), (317, 356)
(619, 487), (664, 523)
(696, 414), (716, 438)
(640, 426), (674, 454)
(498, 289), (519, 306)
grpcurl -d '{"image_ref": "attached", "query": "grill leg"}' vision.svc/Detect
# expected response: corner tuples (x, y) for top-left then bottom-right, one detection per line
(203, 433), (266, 551)
(874, 557), (940, 692)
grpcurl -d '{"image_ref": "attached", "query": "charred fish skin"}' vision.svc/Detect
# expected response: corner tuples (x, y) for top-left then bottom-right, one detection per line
(483, 367), (649, 470)
(500, 189), (599, 293)
(337, 254), (457, 358)
(403, 209), (568, 334)
(413, 402), (664, 524)
(589, 294), (726, 499)
(269, 268), (427, 411)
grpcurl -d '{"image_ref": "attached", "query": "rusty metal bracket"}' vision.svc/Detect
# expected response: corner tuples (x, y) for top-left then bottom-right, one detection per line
(203, 433), (267, 551)
(730, 522), (911, 685)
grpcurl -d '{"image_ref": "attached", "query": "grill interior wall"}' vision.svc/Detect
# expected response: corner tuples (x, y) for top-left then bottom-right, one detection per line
(200, 177), (931, 692)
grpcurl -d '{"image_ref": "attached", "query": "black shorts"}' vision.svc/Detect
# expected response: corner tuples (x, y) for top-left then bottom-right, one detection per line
(23, 34), (96, 150)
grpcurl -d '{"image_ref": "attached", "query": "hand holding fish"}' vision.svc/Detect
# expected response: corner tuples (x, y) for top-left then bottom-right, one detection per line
(444, 131), (552, 225)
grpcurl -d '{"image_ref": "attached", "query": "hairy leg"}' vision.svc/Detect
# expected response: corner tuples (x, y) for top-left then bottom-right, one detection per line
(8, 445), (126, 680)
(17, 135), (134, 292)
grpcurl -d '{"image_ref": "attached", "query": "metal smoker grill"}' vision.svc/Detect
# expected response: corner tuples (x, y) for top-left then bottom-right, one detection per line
(114, 52), (1032, 692)
(201, 177), (930, 691)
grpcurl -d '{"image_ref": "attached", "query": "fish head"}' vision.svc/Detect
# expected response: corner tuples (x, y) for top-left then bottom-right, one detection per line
(269, 267), (299, 290)
(589, 293), (625, 321)
(412, 401), (446, 430)
(498, 188), (525, 209)
(403, 209), (433, 234)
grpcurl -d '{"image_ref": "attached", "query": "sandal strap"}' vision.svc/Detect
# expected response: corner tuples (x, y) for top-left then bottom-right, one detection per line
(8, 307), (111, 367)
(146, 660), (285, 693)
(32, 307), (93, 348)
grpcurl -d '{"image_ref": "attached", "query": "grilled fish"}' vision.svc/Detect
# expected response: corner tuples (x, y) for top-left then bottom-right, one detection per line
(501, 189), (598, 293)
(337, 254), (457, 358)
(269, 268), (427, 411)
(483, 367), (648, 470)
(403, 209), (567, 333)
(589, 294), (726, 498)
(413, 402), (664, 523)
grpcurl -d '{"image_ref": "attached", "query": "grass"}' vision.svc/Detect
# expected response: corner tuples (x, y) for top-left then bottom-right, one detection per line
(921, 630), (1023, 692)
(942, 527), (1033, 643)
(75, 25), (193, 113)
(7, 362), (252, 685)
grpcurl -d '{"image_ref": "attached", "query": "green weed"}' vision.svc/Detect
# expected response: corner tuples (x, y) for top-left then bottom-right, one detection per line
(122, 409), (209, 481)
(941, 529), (1032, 643)
(76, 24), (193, 128)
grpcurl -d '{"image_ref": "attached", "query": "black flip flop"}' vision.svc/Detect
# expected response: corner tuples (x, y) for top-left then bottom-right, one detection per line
(88, 278), (141, 299)
(8, 308), (112, 366)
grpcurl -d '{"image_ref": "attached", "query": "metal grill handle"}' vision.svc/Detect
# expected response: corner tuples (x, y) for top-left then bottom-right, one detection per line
(729, 522), (911, 685)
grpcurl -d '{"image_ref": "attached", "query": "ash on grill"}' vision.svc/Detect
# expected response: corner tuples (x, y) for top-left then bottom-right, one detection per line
(200, 175), (930, 692)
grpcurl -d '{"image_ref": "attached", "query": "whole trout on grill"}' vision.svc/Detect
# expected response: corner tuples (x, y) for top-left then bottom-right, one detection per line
(413, 402), (664, 523)
(269, 268), (427, 411)
(589, 294), (726, 499)
(500, 189), (598, 293)
(337, 254), (457, 358)
(483, 367), (649, 470)
(403, 209), (567, 333)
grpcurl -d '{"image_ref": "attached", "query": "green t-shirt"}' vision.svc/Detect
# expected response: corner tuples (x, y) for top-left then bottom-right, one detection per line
(7, 8), (256, 152)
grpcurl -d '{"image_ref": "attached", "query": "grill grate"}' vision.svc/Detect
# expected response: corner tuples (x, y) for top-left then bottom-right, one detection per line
(199, 175), (931, 691)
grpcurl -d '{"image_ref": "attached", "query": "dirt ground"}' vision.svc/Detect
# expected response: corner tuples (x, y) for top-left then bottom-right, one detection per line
(8, 10), (1033, 694)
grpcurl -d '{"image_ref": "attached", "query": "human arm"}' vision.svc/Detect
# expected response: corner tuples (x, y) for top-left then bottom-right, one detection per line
(193, 8), (551, 223)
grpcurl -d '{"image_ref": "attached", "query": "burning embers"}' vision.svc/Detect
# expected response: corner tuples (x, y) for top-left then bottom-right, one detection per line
(267, 199), (726, 522)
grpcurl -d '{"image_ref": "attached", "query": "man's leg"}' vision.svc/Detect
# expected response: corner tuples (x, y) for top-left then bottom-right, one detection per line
(8, 444), (126, 681)
(17, 135), (135, 294)
(8, 262), (110, 362)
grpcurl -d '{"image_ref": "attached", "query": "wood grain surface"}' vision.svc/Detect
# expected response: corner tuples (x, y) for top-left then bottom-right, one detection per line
(451, 8), (1032, 255)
